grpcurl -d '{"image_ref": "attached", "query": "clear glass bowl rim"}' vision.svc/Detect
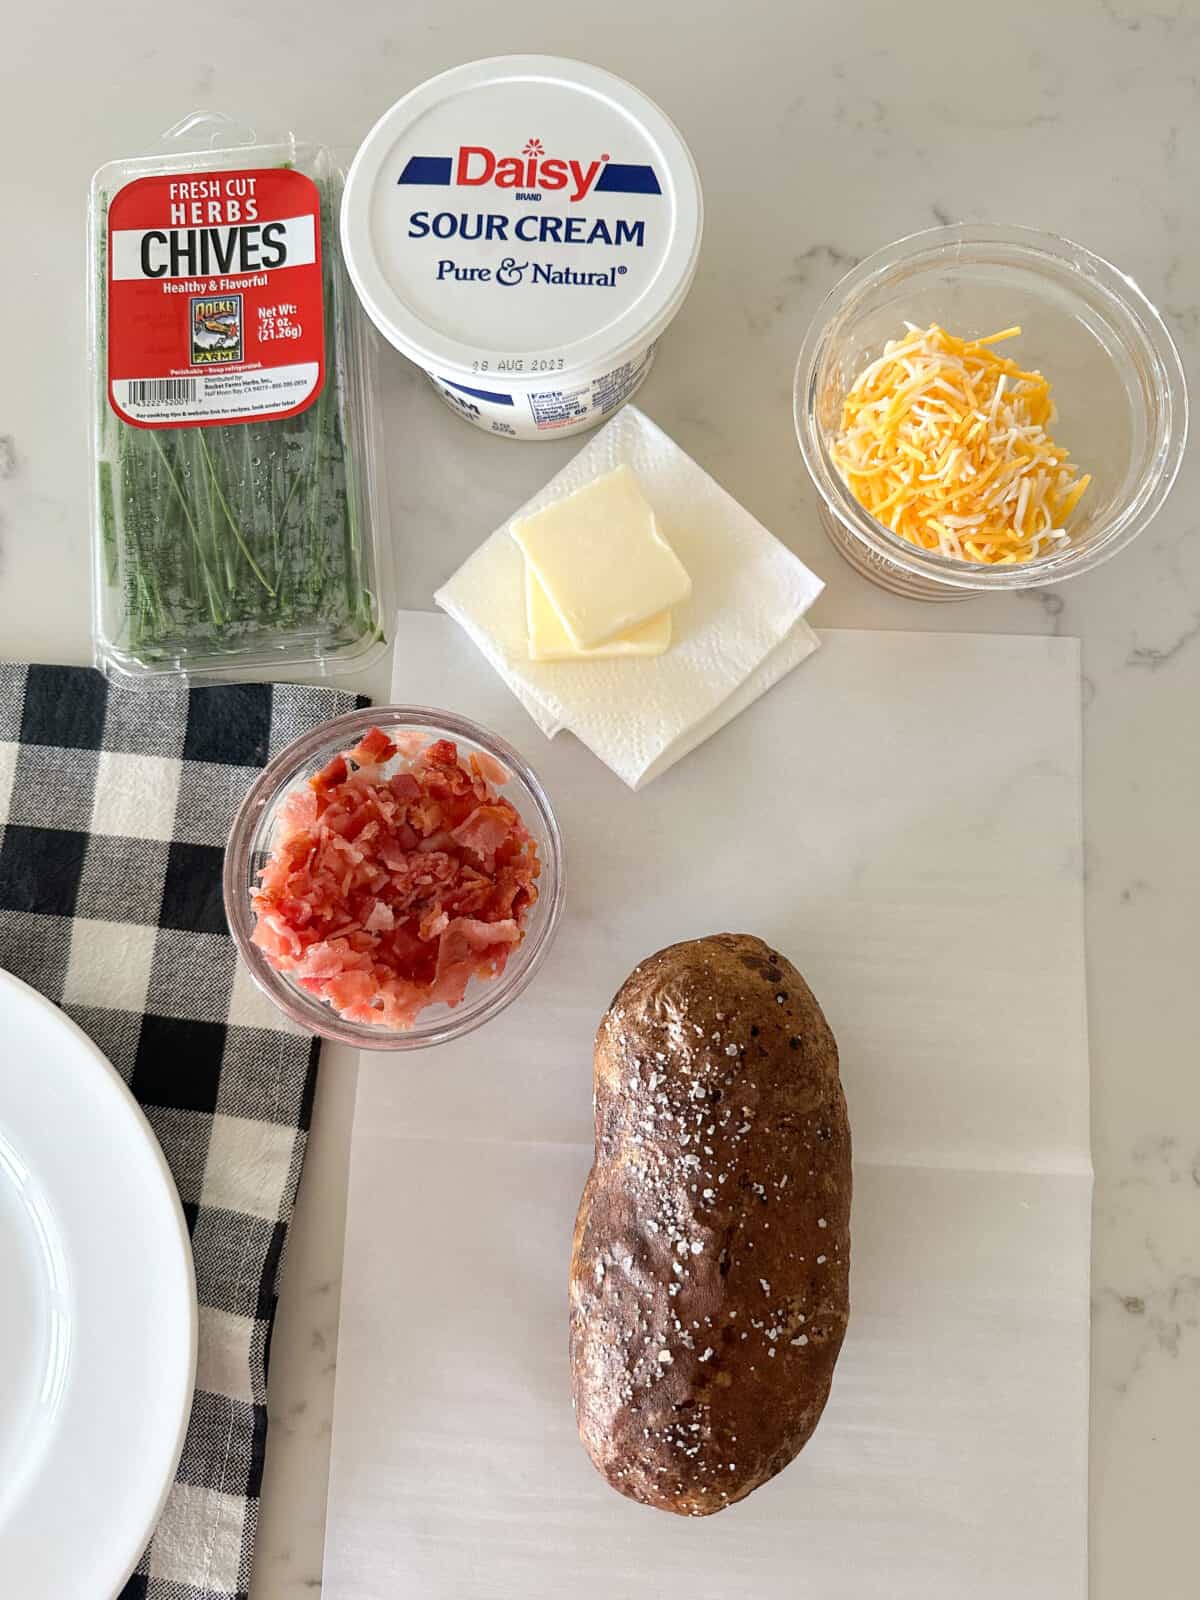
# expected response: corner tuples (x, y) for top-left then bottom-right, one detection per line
(793, 222), (1188, 591)
(223, 705), (565, 1051)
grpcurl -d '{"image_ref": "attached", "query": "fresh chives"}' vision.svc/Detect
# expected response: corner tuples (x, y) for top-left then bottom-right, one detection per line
(97, 176), (379, 667)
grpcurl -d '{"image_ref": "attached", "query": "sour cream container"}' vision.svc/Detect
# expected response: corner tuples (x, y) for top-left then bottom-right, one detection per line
(340, 56), (703, 440)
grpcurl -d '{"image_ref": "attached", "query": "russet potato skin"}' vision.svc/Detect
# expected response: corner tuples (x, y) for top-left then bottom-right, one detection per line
(569, 933), (851, 1517)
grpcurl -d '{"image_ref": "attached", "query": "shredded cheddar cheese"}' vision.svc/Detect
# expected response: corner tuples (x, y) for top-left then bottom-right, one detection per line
(831, 323), (1090, 564)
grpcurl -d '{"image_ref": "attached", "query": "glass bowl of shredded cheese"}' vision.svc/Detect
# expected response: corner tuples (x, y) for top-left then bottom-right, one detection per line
(794, 224), (1186, 599)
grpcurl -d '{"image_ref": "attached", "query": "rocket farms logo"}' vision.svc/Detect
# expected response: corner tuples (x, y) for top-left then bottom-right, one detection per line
(190, 294), (243, 365)
(397, 137), (662, 202)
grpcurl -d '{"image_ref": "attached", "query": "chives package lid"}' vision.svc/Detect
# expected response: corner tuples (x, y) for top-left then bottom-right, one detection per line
(88, 113), (391, 681)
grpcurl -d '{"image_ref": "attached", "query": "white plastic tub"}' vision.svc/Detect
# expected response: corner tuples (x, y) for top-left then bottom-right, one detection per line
(340, 56), (703, 440)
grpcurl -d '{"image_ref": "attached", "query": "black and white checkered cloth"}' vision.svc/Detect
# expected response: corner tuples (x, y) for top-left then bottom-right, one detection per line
(0, 663), (364, 1600)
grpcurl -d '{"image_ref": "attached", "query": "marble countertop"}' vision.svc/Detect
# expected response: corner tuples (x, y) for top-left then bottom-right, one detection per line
(2, 1), (1197, 1595)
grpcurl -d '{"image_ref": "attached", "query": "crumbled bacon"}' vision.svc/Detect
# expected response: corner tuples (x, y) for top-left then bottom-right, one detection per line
(251, 729), (540, 1029)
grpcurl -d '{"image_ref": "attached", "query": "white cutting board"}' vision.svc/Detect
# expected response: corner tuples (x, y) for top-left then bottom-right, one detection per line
(323, 619), (1090, 1600)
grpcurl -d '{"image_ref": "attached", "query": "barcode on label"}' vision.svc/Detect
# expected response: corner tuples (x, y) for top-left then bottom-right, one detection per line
(126, 378), (198, 405)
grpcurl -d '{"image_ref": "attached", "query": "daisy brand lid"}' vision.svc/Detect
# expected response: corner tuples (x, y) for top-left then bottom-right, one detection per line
(340, 55), (704, 383)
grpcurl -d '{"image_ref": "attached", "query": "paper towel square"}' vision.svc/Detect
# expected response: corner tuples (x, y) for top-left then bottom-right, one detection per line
(434, 406), (824, 789)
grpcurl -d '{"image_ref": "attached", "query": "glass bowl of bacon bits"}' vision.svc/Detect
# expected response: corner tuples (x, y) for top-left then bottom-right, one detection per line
(794, 224), (1187, 599)
(224, 708), (563, 1050)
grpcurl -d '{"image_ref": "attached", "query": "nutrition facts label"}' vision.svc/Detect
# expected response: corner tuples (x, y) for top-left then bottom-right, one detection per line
(527, 346), (657, 432)
(592, 347), (655, 413)
(527, 381), (594, 430)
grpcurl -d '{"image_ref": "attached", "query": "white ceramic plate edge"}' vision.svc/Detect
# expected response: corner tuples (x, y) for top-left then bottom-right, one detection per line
(0, 969), (198, 1599)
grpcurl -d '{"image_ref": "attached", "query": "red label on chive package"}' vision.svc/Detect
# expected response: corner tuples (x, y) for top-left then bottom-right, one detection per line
(107, 168), (325, 428)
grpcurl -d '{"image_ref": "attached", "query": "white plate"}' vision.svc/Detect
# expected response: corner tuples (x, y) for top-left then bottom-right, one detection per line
(0, 970), (197, 1598)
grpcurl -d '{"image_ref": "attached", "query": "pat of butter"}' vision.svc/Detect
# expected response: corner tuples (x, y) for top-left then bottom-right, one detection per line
(511, 465), (691, 649)
(525, 564), (671, 660)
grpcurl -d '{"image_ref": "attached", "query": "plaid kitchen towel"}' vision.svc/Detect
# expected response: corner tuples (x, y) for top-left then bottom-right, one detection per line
(0, 663), (364, 1600)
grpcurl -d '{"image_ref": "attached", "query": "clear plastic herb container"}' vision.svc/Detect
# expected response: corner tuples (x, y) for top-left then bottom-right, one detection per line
(88, 113), (391, 680)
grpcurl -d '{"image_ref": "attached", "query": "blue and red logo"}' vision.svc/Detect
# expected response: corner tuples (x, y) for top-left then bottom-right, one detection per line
(398, 137), (661, 203)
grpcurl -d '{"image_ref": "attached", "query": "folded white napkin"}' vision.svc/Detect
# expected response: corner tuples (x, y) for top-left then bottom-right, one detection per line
(434, 406), (824, 789)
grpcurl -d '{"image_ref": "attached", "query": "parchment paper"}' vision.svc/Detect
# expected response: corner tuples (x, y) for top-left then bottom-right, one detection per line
(322, 618), (1090, 1600)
